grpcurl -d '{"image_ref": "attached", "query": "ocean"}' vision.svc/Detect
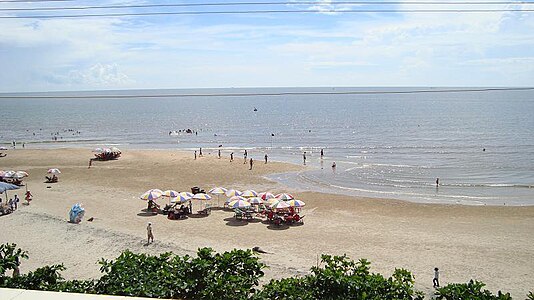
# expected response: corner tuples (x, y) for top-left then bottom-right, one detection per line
(1, 87), (533, 206)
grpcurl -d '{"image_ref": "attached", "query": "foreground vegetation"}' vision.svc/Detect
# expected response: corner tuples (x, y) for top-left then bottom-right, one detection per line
(1, 243), (531, 299)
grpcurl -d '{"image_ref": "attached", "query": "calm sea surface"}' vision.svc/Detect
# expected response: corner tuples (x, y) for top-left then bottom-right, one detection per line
(1, 88), (533, 205)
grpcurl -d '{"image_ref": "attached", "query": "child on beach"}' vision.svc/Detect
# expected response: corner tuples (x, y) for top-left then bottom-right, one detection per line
(25, 190), (32, 205)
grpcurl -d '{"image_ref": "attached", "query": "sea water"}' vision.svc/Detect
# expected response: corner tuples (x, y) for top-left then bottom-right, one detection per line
(1, 87), (533, 205)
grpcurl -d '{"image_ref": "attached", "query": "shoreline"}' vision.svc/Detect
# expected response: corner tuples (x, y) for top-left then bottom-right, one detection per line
(1, 148), (533, 298)
(3, 145), (532, 207)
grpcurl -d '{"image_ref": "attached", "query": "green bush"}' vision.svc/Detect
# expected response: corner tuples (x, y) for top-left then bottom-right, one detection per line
(95, 247), (264, 299)
(254, 254), (424, 300)
(434, 280), (512, 300)
(2, 243), (532, 300)
(0, 243), (28, 278)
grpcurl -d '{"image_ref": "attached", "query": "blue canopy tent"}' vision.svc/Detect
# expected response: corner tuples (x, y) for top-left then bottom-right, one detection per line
(0, 182), (20, 203)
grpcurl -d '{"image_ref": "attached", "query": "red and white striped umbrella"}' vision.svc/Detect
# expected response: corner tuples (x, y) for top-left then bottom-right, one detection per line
(270, 200), (290, 209)
(259, 192), (275, 200)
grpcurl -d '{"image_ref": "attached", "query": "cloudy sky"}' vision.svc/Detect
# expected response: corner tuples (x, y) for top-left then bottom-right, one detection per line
(0, 0), (533, 92)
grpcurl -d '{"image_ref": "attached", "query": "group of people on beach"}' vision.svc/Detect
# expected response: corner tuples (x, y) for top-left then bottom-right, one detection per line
(193, 148), (337, 171)
(1, 190), (33, 211)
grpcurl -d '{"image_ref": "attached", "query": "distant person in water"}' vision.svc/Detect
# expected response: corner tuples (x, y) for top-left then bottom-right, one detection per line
(436, 178), (439, 187)
(303, 152), (307, 165)
(264, 154), (268, 164)
(332, 161), (336, 170)
(249, 158), (254, 170)
(230, 152), (234, 162)
(320, 149), (324, 159)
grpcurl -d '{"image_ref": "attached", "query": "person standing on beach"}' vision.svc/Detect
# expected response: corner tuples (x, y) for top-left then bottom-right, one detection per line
(25, 190), (33, 205)
(249, 158), (254, 170)
(194, 151), (197, 160)
(230, 152), (234, 162)
(264, 154), (268, 164)
(147, 222), (154, 244)
(244, 150), (248, 164)
(199, 148), (203, 157)
(218, 149), (221, 159)
(303, 152), (307, 165)
(433, 267), (440, 288)
(13, 195), (19, 210)
(88, 159), (93, 169)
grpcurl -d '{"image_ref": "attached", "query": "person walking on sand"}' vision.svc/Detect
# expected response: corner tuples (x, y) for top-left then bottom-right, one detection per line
(147, 222), (154, 244)
(199, 148), (203, 157)
(303, 151), (307, 165)
(249, 158), (254, 170)
(433, 267), (440, 288)
(88, 159), (93, 169)
(25, 190), (33, 205)
(194, 150), (197, 160)
(230, 152), (234, 162)
(244, 150), (248, 164)
(13, 195), (19, 210)
(218, 149), (221, 159)
(264, 154), (268, 164)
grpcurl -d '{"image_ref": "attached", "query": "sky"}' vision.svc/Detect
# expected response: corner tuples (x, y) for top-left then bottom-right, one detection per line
(0, 0), (533, 92)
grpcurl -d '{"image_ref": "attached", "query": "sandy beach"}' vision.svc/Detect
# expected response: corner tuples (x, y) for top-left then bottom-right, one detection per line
(1, 148), (533, 298)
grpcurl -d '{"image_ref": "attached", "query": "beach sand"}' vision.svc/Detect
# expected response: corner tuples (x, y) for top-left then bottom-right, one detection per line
(1, 148), (533, 298)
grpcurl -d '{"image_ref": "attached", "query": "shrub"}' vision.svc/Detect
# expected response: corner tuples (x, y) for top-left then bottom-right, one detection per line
(434, 280), (512, 300)
(254, 254), (424, 300)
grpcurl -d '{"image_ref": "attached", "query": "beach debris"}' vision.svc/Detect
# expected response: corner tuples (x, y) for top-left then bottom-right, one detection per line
(252, 246), (270, 254)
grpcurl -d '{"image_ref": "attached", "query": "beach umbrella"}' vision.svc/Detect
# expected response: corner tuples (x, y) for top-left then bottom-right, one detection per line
(179, 191), (194, 198)
(209, 187), (228, 207)
(276, 193), (294, 201)
(228, 198), (251, 209)
(110, 146), (121, 153)
(241, 190), (258, 198)
(225, 195), (245, 207)
(247, 197), (263, 205)
(162, 190), (180, 198)
(0, 182), (20, 201)
(0, 147), (7, 150)
(2, 171), (16, 178)
(266, 197), (280, 205)
(259, 192), (275, 200)
(14, 171), (29, 179)
(92, 148), (104, 153)
(286, 199), (306, 207)
(140, 189), (162, 201)
(193, 193), (212, 213)
(270, 200), (290, 210)
(170, 194), (192, 204)
(193, 193), (212, 200)
(225, 189), (242, 197)
(162, 190), (180, 204)
(47, 168), (61, 175)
